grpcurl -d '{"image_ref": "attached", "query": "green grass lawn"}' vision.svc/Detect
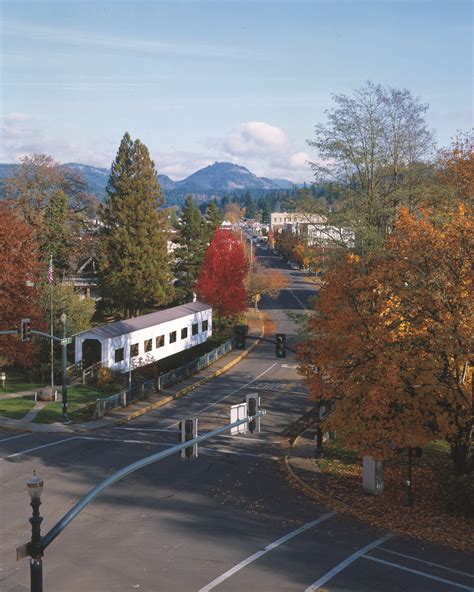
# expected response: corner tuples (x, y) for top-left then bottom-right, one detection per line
(32, 384), (103, 424)
(0, 368), (46, 395)
(0, 396), (36, 419)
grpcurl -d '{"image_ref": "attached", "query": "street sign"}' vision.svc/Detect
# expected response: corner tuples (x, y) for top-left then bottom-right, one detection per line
(16, 542), (28, 561)
(230, 403), (247, 435)
(60, 337), (72, 346)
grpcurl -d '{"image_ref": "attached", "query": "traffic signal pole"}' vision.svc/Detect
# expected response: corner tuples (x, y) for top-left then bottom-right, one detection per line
(0, 321), (70, 422)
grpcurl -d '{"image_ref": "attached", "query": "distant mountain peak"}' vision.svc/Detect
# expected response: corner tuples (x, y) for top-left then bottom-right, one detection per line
(0, 160), (301, 204)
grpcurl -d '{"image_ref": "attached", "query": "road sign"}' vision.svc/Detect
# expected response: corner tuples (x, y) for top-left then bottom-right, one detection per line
(230, 403), (247, 435)
(60, 337), (72, 346)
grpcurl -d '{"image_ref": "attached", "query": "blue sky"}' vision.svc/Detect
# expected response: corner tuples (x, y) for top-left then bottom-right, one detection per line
(1, 0), (472, 181)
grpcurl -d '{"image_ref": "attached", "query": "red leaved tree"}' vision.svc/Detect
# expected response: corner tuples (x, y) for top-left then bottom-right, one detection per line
(196, 229), (249, 324)
(0, 204), (43, 367)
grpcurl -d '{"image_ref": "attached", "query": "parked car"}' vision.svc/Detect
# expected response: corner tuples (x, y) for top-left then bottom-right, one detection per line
(288, 260), (300, 270)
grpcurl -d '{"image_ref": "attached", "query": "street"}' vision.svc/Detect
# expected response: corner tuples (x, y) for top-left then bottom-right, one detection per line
(1, 244), (472, 592)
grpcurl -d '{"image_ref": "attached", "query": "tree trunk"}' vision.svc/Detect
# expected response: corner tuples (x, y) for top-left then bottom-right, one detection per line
(450, 440), (473, 475)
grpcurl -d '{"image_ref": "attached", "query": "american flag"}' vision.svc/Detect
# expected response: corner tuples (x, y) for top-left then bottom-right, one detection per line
(47, 257), (54, 284)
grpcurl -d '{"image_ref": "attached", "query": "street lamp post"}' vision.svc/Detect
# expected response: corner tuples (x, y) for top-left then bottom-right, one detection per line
(405, 446), (414, 507)
(60, 313), (69, 422)
(27, 471), (44, 592)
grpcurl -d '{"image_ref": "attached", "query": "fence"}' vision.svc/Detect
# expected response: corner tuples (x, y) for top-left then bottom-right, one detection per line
(94, 338), (235, 419)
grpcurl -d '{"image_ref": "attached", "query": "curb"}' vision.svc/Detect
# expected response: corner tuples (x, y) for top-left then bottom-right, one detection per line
(119, 322), (263, 424)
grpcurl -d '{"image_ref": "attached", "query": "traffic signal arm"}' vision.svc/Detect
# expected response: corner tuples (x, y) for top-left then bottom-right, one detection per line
(242, 334), (297, 354)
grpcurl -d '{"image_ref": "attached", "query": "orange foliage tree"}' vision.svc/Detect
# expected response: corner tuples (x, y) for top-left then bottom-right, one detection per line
(437, 130), (474, 206)
(298, 206), (473, 474)
(246, 261), (289, 309)
(0, 204), (43, 367)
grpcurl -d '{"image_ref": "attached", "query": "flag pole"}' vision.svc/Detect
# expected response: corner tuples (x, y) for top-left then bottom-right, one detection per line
(49, 257), (54, 393)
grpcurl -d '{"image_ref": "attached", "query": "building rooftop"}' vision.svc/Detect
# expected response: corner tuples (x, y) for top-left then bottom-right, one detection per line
(81, 301), (211, 339)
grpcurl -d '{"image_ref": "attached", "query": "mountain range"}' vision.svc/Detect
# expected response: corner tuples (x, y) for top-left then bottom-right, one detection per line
(0, 161), (299, 204)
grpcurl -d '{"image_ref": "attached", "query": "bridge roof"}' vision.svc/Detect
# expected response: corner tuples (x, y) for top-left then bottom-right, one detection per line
(82, 301), (211, 340)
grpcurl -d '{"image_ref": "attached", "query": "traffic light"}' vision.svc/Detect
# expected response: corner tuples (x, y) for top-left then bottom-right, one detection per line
(246, 393), (261, 433)
(20, 318), (32, 342)
(180, 418), (198, 459)
(275, 333), (286, 358)
(235, 325), (246, 350)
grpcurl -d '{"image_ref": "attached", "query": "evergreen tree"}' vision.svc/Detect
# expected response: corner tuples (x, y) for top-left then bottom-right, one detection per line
(244, 191), (256, 219)
(205, 201), (223, 234)
(261, 199), (272, 223)
(41, 190), (71, 277)
(173, 195), (209, 302)
(99, 132), (172, 316)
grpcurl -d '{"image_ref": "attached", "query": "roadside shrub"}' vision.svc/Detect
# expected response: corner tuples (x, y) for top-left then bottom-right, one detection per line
(95, 366), (114, 388)
(443, 473), (474, 517)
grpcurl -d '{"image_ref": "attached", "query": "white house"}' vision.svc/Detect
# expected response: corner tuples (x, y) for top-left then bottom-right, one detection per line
(74, 301), (212, 373)
(270, 212), (327, 231)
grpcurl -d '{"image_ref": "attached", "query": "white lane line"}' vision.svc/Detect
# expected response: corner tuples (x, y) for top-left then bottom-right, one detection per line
(377, 547), (474, 579)
(304, 533), (392, 591)
(198, 512), (336, 592)
(166, 362), (278, 429)
(362, 556), (474, 591)
(115, 427), (173, 433)
(206, 447), (278, 461)
(1, 437), (79, 460)
(0, 433), (31, 444)
(289, 289), (307, 311)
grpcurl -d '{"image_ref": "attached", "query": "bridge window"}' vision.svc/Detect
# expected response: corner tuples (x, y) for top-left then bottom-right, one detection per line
(144, 339), (152, 353)
(169, 331), (177, 344)
(181, 327), (188, 339)
(192, 323), (199, 336)
(156, 335), (165, 348)
(202, 320), (208, 332)
(130, 343), (139, 357)
(114, 347), (124, 363)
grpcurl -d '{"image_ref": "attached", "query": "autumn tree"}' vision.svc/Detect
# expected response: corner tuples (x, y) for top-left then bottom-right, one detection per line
(308, 82), (435, 249)
(3, 154), (95, 235)
(36, 282), (95, 378)
(0, 204), (42, 367)
(173, 196), (209, 302)
(246, 262), (288, 309)
(99, 132), (173, 316)
(224, 203), (245, 224)
(298, 206), (473, 474)
(196, 229), (248, 324)
(437, 130), (474, 207)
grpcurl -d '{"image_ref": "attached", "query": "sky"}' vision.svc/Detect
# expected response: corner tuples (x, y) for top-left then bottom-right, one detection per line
(0, 0), (472, 182)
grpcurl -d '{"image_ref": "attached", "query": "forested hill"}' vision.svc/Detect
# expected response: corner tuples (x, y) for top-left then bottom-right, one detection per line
(0, 161), (302, 205)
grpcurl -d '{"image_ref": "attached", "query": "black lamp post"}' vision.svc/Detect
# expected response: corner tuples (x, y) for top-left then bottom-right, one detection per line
(27, 471), (44, 592)
(60, 313), (69, 422)
(405, 446), (414, 507)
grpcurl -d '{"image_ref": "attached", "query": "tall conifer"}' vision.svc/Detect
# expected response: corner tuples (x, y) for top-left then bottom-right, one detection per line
(99, 132), (172, 316)
(173, 195), (209, 302)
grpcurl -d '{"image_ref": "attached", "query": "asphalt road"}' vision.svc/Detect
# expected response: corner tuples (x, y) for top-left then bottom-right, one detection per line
(1, 243), (472, 592)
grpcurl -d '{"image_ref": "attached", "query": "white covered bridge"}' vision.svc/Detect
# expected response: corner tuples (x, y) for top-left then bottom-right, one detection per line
(74, 301), (212, 373)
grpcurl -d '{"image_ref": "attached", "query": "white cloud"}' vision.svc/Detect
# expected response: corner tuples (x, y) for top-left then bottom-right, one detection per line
(4, 22), (255, 60)
(0, 113), (112, 167)
(211, 121), (313, 182)
(0, 115), (314, 183)
(218, 121), (290, 157)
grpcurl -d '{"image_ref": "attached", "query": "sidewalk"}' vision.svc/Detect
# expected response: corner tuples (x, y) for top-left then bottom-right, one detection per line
(0, 309), (263, 434)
